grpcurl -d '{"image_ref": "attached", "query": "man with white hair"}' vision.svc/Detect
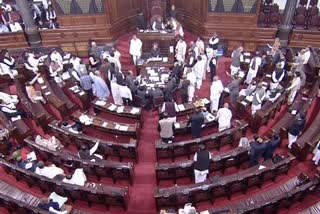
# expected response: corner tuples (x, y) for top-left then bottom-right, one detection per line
(129, 34), (142, 65)
(175, 37), (187, 63)
(210, 76), (224, 113)
(216, 103), (232, 131)
(230, 46), (244, 76)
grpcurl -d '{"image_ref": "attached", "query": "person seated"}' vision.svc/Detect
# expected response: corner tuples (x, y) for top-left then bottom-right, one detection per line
(8, 20), (22, 32)
(50, 49), (63, 63)
(152, 17), (165, 31)
(0, 91), (19, 106)
(48, 19), (59, 29)
(45, 5), (57, 22)
(35, 161), (65, 179)
(0, 49), (18, 79)
(37, 192), (69, 214)
(266, 85), (284, 103)
(78, 141), (102, 161)
(49, 61), (64, 86)
(150, 42), (161, 58)
(25, 52), (46, 75)
(25, 73), (46, 104)
(0, 127), (11, 154)
(62, 168), (87, 186)
(166, 17), (184, 37)
(35, 135), (63, 151)
(16, 156), (38, 172)
(151, 84), (164, 98)
(0, 99), (28, 120)
(239, 80), (257, 96)
(0, 21), (9, 33)
(59, 121), (82, 134)
(120, 84), (133, 106)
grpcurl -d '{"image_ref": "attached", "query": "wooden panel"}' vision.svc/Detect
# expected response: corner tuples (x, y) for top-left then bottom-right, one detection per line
(290, 30), (320, 48)
(58, 14), (108, 27)
(0, 32), (28, 49)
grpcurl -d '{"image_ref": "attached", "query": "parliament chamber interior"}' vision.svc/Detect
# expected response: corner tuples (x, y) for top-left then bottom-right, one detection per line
(1, 0), (320, 213)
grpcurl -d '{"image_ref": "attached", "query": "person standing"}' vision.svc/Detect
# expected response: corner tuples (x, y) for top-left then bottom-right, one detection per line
(288, 113), (306, 149)
(136, 11), (147, 30)
(286, 72), (301, 105)
(250, 136), (267, 166)
(186, 69), (196, 103)
(208, 32), (219, 50)
(244, 51), (261, 85)
(194, 144), (211, 183)
(264, 132), (280, 160)
(216, 103), (232, 132)
(210, 76), (224, 113)
(187, 108), (205, 139)
(129, 34), (142, 65)
(79, 70), (93, 100)
(209, 53), (217, 82)
(193, 55), (206, 89)
(270, 63), (285, 90)
(227, 74), (241, 105)
(175, 37), (187, 63)
(179, 76), (189, 104)
(161, 99), (179, 122)
(159, 113), (174, 144)
(0, 49), (18, 79)
(251, 83), (266, 115)
(230, 46), (244, 76)
(90, 71), (110, 101)
(110, 78), (123, 105)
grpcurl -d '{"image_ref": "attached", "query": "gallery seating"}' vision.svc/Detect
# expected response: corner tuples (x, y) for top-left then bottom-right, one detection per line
(155, 120), (248, 160)
(24, 137), (135, 185)
(49, 120), (139, 162)
(0, 158), (129, 210)
(204, 173), (319, 214)
(155, 154), (295, 210)
(155, 147), (250, 183)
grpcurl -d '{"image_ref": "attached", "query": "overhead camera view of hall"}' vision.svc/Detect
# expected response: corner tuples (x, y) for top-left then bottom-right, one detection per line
(0, 0), (320, 213)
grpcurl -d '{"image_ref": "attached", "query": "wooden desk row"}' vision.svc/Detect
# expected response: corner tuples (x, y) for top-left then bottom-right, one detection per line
(24, 137), (134, 185)
(205, 173), (319, 214)
(155, 147), (250, 184)
(155, 120), (248, 160)
(298, 201), (320, 214)
(49, 120), (139, 162)
(71, 111), (140, 139)
(0, 179), (79, 214)
(155, 154), (295, 210)
(15, 79), (53, 131)
(268, 80), (319, 139)
(92, 99), (143, 126)
(291, 97), (320, 160)
(0, 158), (129, 210)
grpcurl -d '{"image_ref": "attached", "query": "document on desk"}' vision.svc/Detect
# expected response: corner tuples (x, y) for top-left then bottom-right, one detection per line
(201, 98), (210, 105)
(177, 104), (185, 111)
(102, 122), (108, 127)
(224, 87), (230, 93)
(117, 106), (124, 113)
(174, 123), (180, 129)
(79, 91), (85, 96)
(95, 100), (106, 106)
(45, 92), (51, 96)
(38, 77), (44, 84)
(238, 71), (245, 78)
(61, 72), (71, 80)
(206, 114), (215, 122)
(258, 165), (266, 170)
(41, 85), (47, 89)
(246, 95), (253, 102)
(132, 108), (140, 114)
(245, 59), (250, 63)
(108, 104), (117, 111)
(119, 125), (128, 131)
(241, 101), (247, 106)
(162, 57), (168, 62)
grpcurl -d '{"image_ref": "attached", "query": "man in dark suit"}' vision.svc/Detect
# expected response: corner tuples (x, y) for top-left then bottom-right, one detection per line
(179, 76), (190, 104)
(288, 113), (306, 149)
(151, 84), (164, 98)
(136, 11), (147, 30)
(250, 135), (267, 166)
(264, 132), (280, 160)
(187, 107), (204, 139)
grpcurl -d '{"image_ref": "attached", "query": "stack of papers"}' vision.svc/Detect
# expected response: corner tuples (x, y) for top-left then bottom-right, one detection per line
(206, 113), (215, 122)
(41, 86), (47, 89)
(117, 106), (124, 113)
(149, 76), (159, 82)
(95, 100), (106, 106)
(241, 101), (247, 106)
(162, 57), (168, 62)
(246, 95), (253, 102)
(224, 88), (230, 93)
(119, 125), (128, 131)
(174, 123), (180, 129)
(238, 71), (245, 78)
(102, 122), (108, 127)
(201, 98), (210, 105)
(177, 104), (185, 111)
(38, 77), (44, 84)
(130, 108), (140, 114)
(258, 165), (266, 170)
(45, 92), (51, 96)
(79, 91), (85, 96)
(108, 104), (117, 111)
(11, 115), (21, 122)
(291, 110), (297, 115)
(61, 72), (71, 80)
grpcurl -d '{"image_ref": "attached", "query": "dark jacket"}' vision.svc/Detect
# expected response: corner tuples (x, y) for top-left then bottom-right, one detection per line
(288, 118), (306, 136)
(264, 136), (280, 160)
(188, 112), (204, 138)
(194, 150), (210, 171)
(250, 140), (267, 165)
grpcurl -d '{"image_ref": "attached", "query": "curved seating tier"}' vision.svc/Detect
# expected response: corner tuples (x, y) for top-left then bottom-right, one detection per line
(24, 137), (134, 185)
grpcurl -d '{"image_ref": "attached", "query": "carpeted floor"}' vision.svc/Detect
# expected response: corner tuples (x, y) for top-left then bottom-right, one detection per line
(0, 32), (319, 214)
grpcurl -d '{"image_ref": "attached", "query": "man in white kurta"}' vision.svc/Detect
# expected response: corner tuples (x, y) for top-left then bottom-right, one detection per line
(175, 38), (187, 63)
(186, 69), (196, 102)
(50, 50), (63, 63)
(35, 161), (65, 179)
(0, 53), (18, 79)
(0, 92), (18, 106)
(286, 72), (301, 105)
(244, 53), (261, 85)
(129, 35), (142, 65)
(110, 78), (123, 105)
(312, 141), (320, 165)
(193, 56), (206, 89)
(216, 103), (232, 132)
(210, 76), (224, 112)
